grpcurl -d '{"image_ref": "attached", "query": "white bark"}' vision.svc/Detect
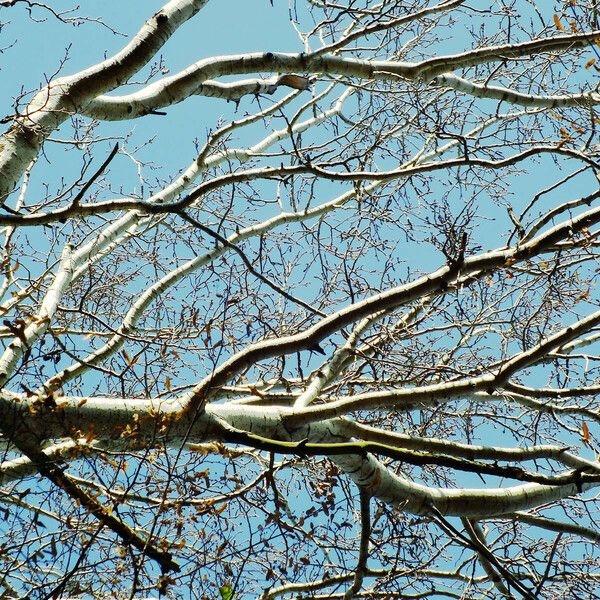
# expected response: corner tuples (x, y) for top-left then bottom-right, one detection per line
(1, 1), (599, 594)
(0, 0), (210, 200)
(430, 72), (600, 108)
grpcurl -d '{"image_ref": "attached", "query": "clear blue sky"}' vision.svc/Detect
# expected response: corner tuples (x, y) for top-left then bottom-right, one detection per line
(1, 3), (598, 598)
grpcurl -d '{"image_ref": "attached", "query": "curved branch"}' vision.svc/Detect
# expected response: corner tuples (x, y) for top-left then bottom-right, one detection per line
(431, 72), (600, 107)
(0, 0), (211, 200)
(76, 31), (600, 120)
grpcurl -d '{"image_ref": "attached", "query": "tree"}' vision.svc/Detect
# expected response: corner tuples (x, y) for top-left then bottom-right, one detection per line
(0, 0), (599, 597)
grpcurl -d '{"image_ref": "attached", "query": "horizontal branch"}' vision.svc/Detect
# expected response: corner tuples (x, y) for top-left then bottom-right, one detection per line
(76, 31), (600, 120)
(431, 72), (600, 107)
(2, 144), (595, 226)
(213, 421), (600, 486)
(507, 512), (600, 543)
(82, 74), (310, 119)
(338, 420), (575, 464)
(2, 393), (598, 519)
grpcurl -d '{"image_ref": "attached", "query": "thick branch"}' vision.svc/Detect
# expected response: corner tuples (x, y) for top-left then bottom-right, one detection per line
(0, 0), (210, 200)
(76, 31), (600, 120)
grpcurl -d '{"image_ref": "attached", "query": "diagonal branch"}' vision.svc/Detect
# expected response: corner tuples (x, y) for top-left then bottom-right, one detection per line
(7, 439), (180, 573)
(0, 0), (211, 200)
(0, 243), (74, 387)
(181, 200), (600, 420)
(432, 510), (536, 599)
(460, 519), (512, 599)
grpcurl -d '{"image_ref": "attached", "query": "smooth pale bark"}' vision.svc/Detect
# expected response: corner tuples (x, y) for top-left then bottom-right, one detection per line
(2, 396), (597, 519)
(1, 24), (598, 200)
(0, 0), (210, 200)
(430, 73), (600, 107)
(81, 32), (600, 120)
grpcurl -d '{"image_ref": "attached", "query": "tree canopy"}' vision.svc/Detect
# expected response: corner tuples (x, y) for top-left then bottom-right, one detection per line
(0, 1), (599, 598)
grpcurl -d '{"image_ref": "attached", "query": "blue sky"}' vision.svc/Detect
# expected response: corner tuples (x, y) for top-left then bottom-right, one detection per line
(1, 2), (599, 598)
(2, 0), (598, 500)
(0, 1), (300, 194)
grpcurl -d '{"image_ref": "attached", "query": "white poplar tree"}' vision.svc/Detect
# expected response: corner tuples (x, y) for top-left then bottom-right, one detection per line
(0, 1), (599, 597)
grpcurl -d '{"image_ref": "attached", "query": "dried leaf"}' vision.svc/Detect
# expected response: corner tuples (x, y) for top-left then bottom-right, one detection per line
(582, 422), (591, 444)
(165, 375), (171, 392)
(278, 74), (310, 90)
(84, 426), (96, 444)
(122, 350), (139, 367)
(553, 14), (565, 31)
(585, 58), (596, 70)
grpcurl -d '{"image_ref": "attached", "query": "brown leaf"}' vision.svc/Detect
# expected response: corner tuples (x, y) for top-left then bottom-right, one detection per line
(278, 74), (310, 90)
(122, 350), (139, 367)
(84, 425), (96, 444)
(553, 15), (565, 31)
(582, 422), (591, 444)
